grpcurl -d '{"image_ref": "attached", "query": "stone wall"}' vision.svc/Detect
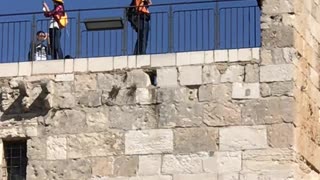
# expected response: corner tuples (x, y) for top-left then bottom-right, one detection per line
(261, 0), (320, 178)
(0, 47), (306, 180)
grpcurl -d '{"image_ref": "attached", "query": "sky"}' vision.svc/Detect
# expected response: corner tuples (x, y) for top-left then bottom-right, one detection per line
(0, 0), (260, 62)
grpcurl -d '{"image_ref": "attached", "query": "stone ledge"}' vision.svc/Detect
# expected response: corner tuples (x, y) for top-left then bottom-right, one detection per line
(0, 48), (260, 78)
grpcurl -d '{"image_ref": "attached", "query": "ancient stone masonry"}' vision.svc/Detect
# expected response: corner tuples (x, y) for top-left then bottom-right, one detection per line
(0, 0), (318, 179)
(0, 46), (307, 180)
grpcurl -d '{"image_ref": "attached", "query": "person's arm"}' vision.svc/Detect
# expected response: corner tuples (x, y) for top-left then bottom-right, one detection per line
(44, 5), (63, 17)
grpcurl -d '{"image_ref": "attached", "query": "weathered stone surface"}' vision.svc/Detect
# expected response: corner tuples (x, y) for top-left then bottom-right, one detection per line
(232, 83), (260, 99)
(220, 65), (244, 83)
(157, 68), (178, 87)
(67, 132), (124, 158)
(218, 173), (239, 180)
(202, 65), (221, 84)
(135, 88), (156, 105)
(102, 88), (136, 106)
(240, 170), (295, 180)
(203, 102), (241, 126)
(125, 129), (173, 155)
(219, 126), (268, 150)
(260, 64), (294, 82)
(173, 174), (218, 180)
(158, 102), (203, 128)
(241, 97), (295, 125)
(114, 156), (139, 176)
(44, 109), (87, 134)
(126, 70), (151, 88)
(51, 92), (75, 109)
(138, 155), (161, 175)
(179, 66), (202, 85)
(85, 107), (109, 132)
(75, 74), (97, 91)
(262, 25), (294, 48)
(203, 152), (242, 174)
(174, 128), (218, 153)
(199, 84), (232, 102)
(97, 73), (126, 91)
(245, 64), (259, 83)
(27, 138), (46, 160)
(260, 82), (294, 97)
(28, 159), (91, 180)
(130, 176), (172, 180)
(156, 87), (196, 103)
(267, 123), (294, 148)
(109, 106), (157, 130)
(91, 157), (114, 177)
(242, 148), (294, 161)
(162, 153), (208, 174)
(77, 90), (102, 107)
(47, 136), (67, 160)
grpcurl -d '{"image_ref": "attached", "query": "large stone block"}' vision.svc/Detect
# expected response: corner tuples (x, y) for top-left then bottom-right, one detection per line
(130, 176), (172, 180)
(77, 90), (102, 107)
(203, 102), (241, 126)
(67, 132), (124, 158)
(27, 138), (46, 160)
(232, 83), (260, 99)
(262, 25), (294, 48)
(240, 170), (295, 180)
(74, 74), (97, 91)
(219, 173), (239, 180)
(85, 107), (109, 132)
(219, 126), (268, 151)
(102, 88), (136, 106)
(241, 97), (295, 125)
(156, 87), (195, 103)
(44, 109), (87, 134)
(173, 174), (218, 180)
(109, 106), (157, 130)
(220, 65), (244, 83)
(267, 123), (294, 148)
(97, 73), (126, 91)
(126, 70), (151, 88)
(203, 151), (241, 174)
(138, 155), (161, 175)
(125, 129), (173, 155)
(91, 157), (114, 177)
(260, 82), (294, 97)
(162, 153), (208, 174)
(47, 136), (67, 160)
(114, 156), (139, 176)
(260, 64), (294, 82)
(174, 128), (218, 153)
(179, 66), (202, 85)
(135, 88), (156, 105)
(245, 64), (259, 83)
(215, 50), (228, 62)
(157, 68), (178, 87)
(28, 159), (92, 180)
(199, 84), (232, 102)
(202, 65), (221, 84)
(158, 102), (203, 128)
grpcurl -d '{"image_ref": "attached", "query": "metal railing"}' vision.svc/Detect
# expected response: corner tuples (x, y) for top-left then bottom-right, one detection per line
(0, 0), (261, 63)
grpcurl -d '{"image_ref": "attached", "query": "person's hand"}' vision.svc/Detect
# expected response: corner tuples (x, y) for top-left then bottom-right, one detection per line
(44, 33), (49, 40)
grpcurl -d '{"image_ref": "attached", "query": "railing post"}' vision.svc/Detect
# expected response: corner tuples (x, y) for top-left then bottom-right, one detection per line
(122, 8), (128, 56)
(76, 11), (81, 58)
(168, 5), (174, 53)
(214, 2), (220, 49)
(30, 14), (37, 62)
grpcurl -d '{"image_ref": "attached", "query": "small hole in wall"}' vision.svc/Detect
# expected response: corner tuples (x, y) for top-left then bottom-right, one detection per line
(145, 70), (157, 86)
(245, 89), (251, 96)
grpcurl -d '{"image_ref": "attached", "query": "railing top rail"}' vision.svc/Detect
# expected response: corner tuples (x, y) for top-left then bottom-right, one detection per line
(0, 0), (253, 17)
